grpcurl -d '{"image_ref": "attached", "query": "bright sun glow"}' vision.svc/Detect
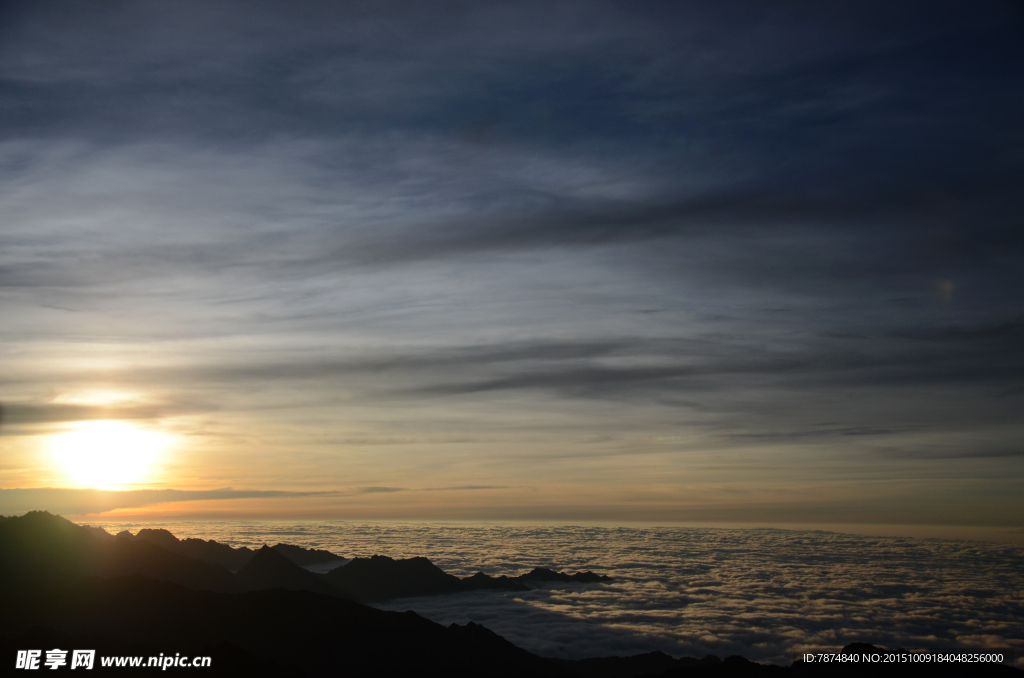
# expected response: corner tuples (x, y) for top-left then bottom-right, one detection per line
(50, 421), (168, 490)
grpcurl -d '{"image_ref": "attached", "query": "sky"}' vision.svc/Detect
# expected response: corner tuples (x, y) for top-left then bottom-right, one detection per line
(0, 0), (1021, 524)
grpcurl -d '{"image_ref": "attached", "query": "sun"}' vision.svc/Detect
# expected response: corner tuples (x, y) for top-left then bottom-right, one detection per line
(50, 421), (169, 490)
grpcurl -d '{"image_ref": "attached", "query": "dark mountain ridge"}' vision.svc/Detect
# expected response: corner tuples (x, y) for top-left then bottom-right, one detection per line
(3, 512), (611, 602)
(128, 526), (340, 571)
(520, 566), (610, 583)
(325, 554), (542, 600)
(235, 545), (340, 596)
(271, 542), (344, 566)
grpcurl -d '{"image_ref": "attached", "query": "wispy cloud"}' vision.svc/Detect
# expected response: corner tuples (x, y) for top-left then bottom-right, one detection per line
(423, 486), (512, 492)
(0, 487), (340, 516)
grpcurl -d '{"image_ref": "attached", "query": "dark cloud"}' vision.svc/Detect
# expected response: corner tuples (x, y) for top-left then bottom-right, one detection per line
(1, 402), (179, 428)
(423, 486), (511, 492)
(0, 487), (338, 516)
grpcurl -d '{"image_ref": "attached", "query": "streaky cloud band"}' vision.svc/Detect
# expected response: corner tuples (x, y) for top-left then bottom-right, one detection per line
(0, 487), (342, 516)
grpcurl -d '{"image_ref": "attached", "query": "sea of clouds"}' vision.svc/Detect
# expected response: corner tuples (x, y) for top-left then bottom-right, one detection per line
(88, 522), (1024, 667)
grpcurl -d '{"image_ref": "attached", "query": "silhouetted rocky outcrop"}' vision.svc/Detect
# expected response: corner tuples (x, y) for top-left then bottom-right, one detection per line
(323, 555), (543, 601)
(326, 554), (466, 600)
(321, 557), (607, 601)
(181, 537), (255, 571)
(235, 545), (339, 596)
(0, 513), (228, 594)
(131, 527), (256, 571)
(518, 566), (611, 583)
(128, 527), (340, 571)
(82, 524), (115, 541)
(461, 571), (530, 592)
(271, 542), (343, 566)
(102, 535), (237, 593)
(134, 527), (181, 552)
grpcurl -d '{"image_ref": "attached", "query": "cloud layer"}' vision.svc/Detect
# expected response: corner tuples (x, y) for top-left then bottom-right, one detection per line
(79, 521), (1024, 667)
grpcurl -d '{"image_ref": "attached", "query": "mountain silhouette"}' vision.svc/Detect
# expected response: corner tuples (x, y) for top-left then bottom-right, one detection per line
(0, 509), (106, 587)
(322, 556), (608, 601)
(133, 527), (181, 551)
(271, 542), (344, 566)
(325, 554), (466, 600)
(235, 545), (339, 596)
(0, 510), (229, 592)
(129, 527), (340, 571)
(102, 534), (237, 592)
(0, 512), (607, 603)
(519, 567), (610, 583)
(461, 571), (530, 592)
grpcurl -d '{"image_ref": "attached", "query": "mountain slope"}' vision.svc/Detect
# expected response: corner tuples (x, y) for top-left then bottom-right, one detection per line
(235, 545), (341, 596)
(325, 554), (466, 601)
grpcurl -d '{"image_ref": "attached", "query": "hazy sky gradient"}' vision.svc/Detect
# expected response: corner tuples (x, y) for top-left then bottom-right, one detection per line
(1, 1), (1021, 522)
